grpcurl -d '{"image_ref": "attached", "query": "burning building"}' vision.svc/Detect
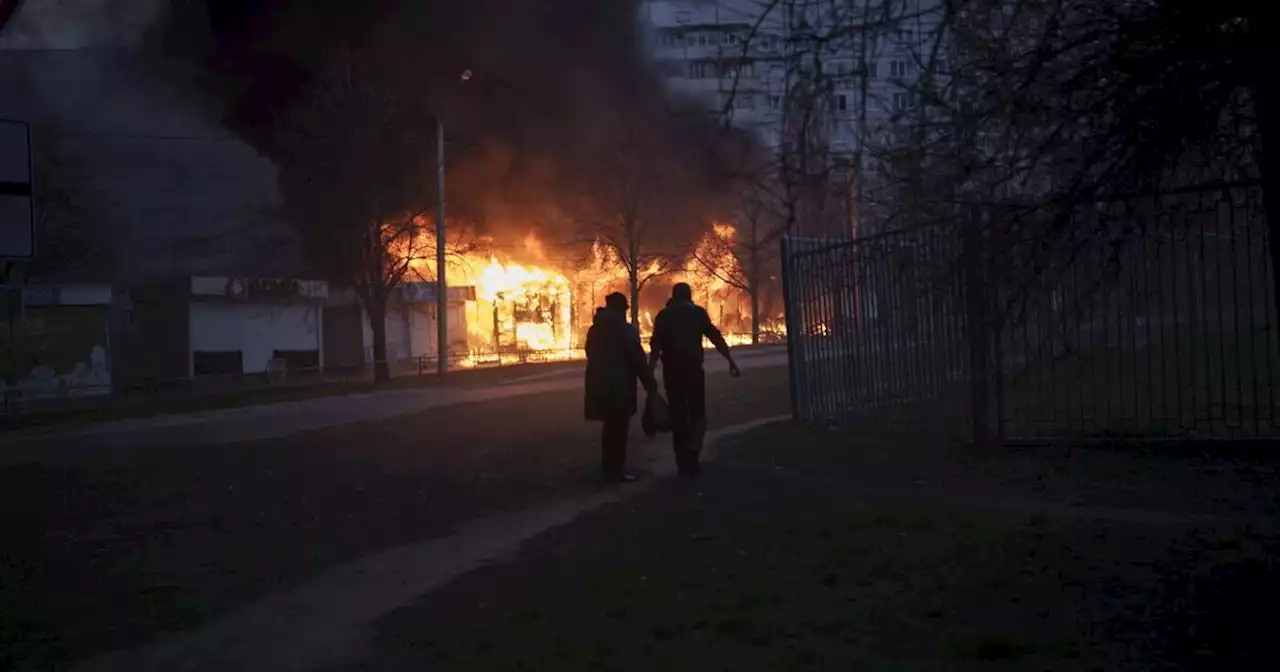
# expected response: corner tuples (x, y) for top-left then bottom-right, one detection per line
(366, 222), (785, 371)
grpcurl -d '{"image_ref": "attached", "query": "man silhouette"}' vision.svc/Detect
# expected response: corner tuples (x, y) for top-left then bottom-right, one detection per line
(649, 283), (739, 478)
(585, 292), (657, 482)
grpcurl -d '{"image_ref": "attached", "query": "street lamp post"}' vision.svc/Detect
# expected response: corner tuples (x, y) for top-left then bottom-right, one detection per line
(435, 69), (472, 377)
(436, 116), (448, 376)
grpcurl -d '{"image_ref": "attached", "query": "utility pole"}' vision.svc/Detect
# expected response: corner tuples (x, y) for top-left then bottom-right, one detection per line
(436, 117), (448, 376)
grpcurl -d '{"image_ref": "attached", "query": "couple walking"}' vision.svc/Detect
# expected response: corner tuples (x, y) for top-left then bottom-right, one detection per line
(584, 282), (740, 482)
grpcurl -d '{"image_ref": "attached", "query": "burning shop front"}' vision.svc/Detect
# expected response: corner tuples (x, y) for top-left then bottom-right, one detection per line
(461, 257), (578, 365)
(359, 281), (475, 372)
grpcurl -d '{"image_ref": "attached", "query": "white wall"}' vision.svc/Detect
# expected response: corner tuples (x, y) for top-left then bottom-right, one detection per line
(362, 303), (470, 365)
(189, 303), (323, 374)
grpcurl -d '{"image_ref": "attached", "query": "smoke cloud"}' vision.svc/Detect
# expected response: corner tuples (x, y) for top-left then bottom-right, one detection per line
(0, 0), (168, 50)
(206, 0), (730, 252)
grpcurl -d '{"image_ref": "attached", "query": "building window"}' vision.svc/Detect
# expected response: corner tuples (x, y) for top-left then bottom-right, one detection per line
(893, 92), (909, 111)
(740, 62), (755, 78)
(767, 95), (782, 110)
(698, 33), (710, 47)
(735, 94), (754, 110)
(934, 58), (947, 74)
(836, 94), (848, 111)
(690, 62), (710, 78)
(759, 34), (777, 51)
(865, 60), (877, 78)
(890, 60), (910, 78)
(724, 32), (741, 46)
(676, 10), (691, 24)
(685, 33), (697, 47)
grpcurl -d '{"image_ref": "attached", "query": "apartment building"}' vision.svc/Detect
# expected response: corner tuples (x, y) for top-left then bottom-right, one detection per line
(641, 2), (943, 150)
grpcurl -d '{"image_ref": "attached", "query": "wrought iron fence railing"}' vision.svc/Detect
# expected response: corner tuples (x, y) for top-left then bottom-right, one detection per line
(781, 184), (1278, 443)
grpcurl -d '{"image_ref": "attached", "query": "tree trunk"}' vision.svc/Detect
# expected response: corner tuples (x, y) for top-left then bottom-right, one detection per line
(628, 267), (640, 327)
(367, 295), (391, 383)
(748, 249), (762, 345)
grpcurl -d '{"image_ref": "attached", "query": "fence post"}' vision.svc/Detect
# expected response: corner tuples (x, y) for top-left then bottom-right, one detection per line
(964, 205), (997, 448)
(780, 235), (802, 422)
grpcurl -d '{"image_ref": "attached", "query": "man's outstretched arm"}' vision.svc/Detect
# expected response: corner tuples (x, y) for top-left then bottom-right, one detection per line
(701, 310), (736, 366)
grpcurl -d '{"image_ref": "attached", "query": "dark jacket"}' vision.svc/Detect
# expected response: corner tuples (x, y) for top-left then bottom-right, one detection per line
(649, 299), (731, 370)
(584, 307), (656, 420)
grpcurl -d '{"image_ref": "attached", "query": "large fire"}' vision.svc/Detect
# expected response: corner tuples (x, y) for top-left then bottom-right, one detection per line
(395, 221), (784, 368)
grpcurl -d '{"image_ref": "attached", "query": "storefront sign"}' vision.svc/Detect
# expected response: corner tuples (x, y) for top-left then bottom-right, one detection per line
(244, 278), (301, 300)
(192, 277), (329, 301)
(20, 285), (113, 307)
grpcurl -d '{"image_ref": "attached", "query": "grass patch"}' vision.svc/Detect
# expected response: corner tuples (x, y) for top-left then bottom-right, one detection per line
(347, 432), (1279, 671)
(1003, 328), (1280, 438)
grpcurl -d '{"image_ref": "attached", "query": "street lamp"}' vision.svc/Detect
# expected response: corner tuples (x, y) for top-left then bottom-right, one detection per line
(436, 68), (473, 376)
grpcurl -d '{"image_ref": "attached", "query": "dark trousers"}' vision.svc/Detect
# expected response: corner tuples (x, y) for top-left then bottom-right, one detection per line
(663, 363), (707, 475)
(601, 413), (631, 478)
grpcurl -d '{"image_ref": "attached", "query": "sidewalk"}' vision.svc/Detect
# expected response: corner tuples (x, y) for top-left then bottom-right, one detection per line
(1, 369), (793, 670)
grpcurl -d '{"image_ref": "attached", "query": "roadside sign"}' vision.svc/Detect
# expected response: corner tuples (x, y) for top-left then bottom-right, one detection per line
(0, 118), (34, 259)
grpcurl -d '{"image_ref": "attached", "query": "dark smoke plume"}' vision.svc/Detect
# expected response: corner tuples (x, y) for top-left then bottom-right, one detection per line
(204, 0), (730, 249)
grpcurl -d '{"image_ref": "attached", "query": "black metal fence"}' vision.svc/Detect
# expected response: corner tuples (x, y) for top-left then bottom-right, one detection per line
(781, 184), (1279, 443)
(781, 227), (973, 434)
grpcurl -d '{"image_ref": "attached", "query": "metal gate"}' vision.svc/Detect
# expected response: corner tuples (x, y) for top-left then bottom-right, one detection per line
(780, 227), (975, 436)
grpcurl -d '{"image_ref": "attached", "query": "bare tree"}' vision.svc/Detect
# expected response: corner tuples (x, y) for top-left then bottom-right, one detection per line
(569, 106), (700, 325)
(272, 47), (441, 382)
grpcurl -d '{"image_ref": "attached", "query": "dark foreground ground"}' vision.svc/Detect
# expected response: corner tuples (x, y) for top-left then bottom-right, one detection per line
(0, 367), (787, 670)
(335, 424), (1280, 671)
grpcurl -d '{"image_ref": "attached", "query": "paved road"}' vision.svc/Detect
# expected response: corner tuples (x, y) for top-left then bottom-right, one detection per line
(0, 363), (790, 671)
(0, 349), (788, 464)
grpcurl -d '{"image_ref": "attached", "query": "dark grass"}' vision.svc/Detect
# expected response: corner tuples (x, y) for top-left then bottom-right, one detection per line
(0, 366), (788, 670)
(336, 422), (1280, 671)
(1003, 328), (1280, 439)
